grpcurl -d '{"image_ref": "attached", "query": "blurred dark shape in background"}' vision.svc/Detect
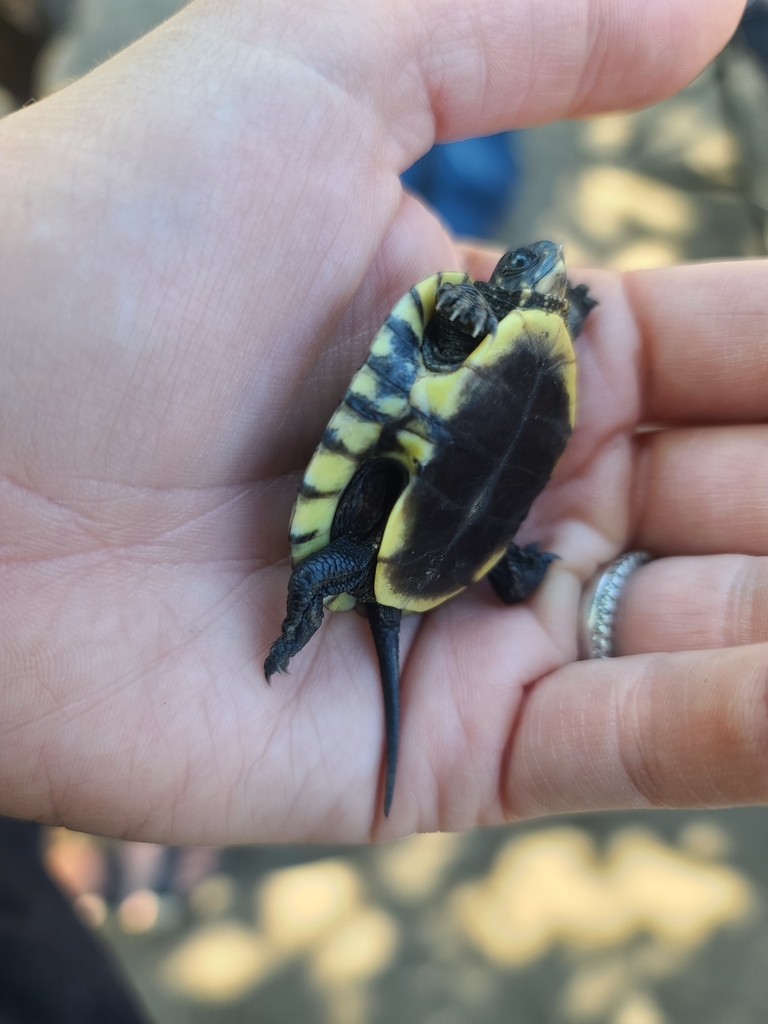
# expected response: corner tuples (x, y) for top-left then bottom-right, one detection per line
(0, 0), (71, 102)
(401, 133), (520, 240)
(740, 0), (768, 72)
(0, 816), (149, 1023)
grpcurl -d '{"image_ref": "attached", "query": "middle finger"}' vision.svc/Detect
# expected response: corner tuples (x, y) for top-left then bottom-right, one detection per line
(632, 424), (768, 555)
(627, 260), (768, 424)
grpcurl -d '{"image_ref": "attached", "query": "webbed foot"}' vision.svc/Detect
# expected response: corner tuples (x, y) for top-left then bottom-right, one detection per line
(265, 538), (375, 680)
(488, 542), (559, 605)
(566, 282), (598, 340)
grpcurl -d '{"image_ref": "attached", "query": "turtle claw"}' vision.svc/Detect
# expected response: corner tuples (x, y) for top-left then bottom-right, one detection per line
(263, 646), (289, 683)
(435, 282), (497, 340)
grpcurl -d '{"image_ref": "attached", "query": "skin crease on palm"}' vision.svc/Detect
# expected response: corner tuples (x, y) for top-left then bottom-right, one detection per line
(0, 0), (763, 845)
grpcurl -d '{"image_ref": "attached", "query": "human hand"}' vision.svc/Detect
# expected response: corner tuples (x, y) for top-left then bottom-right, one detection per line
(0, 0), (751, 843)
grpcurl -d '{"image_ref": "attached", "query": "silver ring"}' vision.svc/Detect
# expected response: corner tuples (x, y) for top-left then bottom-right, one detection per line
(579, 551), (653, 659)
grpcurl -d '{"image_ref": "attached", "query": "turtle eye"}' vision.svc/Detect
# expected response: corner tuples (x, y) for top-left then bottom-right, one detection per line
(490, 246), (541, 291)
(510, 249), (535, 270)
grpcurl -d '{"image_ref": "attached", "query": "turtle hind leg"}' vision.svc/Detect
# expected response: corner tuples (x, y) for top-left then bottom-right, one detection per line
(264, 537), (375, 681)
(265, 458), (407, 681)
(488, 542), (559, 605)
(364, 603), (402, 816)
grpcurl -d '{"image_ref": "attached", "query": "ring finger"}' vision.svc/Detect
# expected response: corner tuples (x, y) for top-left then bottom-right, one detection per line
(610, 554), (768, 655)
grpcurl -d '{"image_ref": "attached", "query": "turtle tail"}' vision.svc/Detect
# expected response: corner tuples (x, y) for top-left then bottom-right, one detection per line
(365, 603), (402, 817)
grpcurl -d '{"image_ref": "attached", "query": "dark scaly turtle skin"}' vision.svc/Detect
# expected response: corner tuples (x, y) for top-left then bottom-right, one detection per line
(265, 242), (597, 815)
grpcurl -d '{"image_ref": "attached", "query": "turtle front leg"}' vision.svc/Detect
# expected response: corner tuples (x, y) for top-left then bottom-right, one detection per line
(425, 283), (499, 368)
(488, 542), (559, 605)
(264, 538), (376, 680)
(435, 281), (498, 338)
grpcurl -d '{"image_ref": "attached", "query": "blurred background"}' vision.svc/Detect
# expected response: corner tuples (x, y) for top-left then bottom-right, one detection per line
(1, 1), (768, 1022)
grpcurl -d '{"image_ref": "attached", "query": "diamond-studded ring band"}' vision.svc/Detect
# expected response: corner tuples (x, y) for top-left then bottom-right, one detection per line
(579, 552), (654, 659)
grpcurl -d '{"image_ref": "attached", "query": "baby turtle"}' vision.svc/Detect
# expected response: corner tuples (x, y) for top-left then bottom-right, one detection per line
(265, 241), (596, 815)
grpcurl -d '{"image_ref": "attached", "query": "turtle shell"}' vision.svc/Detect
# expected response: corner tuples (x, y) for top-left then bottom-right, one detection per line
(289, 271), (576, 613)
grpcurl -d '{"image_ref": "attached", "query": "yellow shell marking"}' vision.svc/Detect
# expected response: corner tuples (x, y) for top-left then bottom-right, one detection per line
(329, 409), (379, 455)
(408, 366), (472, 423)
(289, 272), (469, 578)
(373, 305), (576, 610)
(393, 429), (435, 472)
(472, 546), (507, 583)
(347, 364), (408, 419)
(303, 450), (355, 494)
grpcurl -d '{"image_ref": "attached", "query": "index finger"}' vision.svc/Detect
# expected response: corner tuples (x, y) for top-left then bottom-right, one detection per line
(626, 260), (768, 423)
(374, 0), (745, 161)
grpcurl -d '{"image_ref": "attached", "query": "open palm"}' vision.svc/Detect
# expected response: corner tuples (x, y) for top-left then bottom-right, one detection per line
(0, 0), (759, 844)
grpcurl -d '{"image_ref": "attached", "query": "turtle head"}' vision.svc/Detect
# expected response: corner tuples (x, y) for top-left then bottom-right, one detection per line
(490, 241), (567, 302)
